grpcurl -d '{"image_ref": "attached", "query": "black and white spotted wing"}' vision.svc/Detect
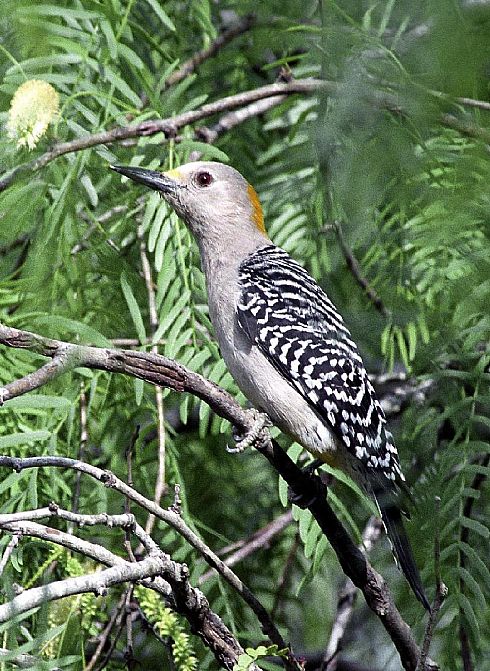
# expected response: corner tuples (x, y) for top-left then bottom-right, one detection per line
(237, 245), (404, 489)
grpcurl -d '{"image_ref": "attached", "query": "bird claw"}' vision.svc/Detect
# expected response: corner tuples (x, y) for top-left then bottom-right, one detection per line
(227, 410), (271, 454)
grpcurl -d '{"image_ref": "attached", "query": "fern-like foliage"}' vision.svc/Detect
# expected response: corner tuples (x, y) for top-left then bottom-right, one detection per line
(0, 1), (489, 670)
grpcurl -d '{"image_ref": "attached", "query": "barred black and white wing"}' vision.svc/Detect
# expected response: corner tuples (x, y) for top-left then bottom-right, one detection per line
(237, 245), (430, 610)
(237, 245), (403, 490)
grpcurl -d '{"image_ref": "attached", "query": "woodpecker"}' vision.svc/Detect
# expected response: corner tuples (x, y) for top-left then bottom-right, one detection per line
(111, 161), (429, 610)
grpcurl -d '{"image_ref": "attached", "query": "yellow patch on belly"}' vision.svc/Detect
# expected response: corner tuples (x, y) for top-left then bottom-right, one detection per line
(311, 450), (341, 469)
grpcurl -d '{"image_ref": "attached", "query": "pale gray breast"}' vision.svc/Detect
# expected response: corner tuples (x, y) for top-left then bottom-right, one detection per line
(206, 269), (338, 459)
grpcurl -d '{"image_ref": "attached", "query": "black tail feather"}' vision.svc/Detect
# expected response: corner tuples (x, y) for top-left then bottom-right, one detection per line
(377, 498), (431, 611)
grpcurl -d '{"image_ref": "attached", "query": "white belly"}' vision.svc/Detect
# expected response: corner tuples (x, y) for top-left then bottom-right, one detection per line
(204, 256), (339, 463)
(218, 308), (338, 460)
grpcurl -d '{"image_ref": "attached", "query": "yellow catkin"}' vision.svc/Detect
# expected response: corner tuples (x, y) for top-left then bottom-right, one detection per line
(7, 79), (59, 150)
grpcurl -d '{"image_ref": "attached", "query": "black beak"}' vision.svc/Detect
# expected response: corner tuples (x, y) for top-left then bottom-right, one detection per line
(110, 165), (179, 194)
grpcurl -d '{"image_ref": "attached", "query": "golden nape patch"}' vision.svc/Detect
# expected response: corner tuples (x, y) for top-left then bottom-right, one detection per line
(164, 168), (182, 180)
(247, 183), (267, 235)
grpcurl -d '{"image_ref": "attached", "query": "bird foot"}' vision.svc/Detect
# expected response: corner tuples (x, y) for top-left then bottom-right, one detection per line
(288, 459), (326, 508)
(227, 410), (271, 454)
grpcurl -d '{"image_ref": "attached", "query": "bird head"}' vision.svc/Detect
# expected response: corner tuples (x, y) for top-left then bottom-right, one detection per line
(110, 161), (268, 253)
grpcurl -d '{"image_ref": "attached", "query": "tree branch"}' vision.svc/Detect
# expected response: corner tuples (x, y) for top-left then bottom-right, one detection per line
(332, 220), (389, 317)
(0, 323), (436, 670)
(196, 95), (288, 145)
(0, 79), (327, 194)
(0, 514), (259, 671)
(2, 76), (488, 194)
(323, 517), (383, 670)
(0, 533), (19, 576)
(0, 457), (294, 668)
(0, 647), (43, 669)
(416, 497), (447, 671)
(0, 530), (166, 623)
(139, 231), (167, 536)
(199, 510), (294, 584)
(163, 15), (256, 89)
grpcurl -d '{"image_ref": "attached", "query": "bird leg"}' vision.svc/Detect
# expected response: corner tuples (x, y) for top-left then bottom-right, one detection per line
(288, 459), (327, 508)
(228, 409), (272, 454)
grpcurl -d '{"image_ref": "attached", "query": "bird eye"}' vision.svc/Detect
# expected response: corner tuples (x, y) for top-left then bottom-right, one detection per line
(195, 171), (213, 188)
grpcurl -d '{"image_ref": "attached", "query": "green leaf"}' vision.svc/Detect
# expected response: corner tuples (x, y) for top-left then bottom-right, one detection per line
(406, 321), (417, 361)
(304, 518), (321, 559)
(278, 476), (288, 507)
(297, 507), (313, 543)
(328, 490), (363, 543)
(120, 273), (146, 344)
(457, 592), (480, 638)
(101, 64), (142, 106)
(148, 205), (168, 254)
(26, 469), (38, 509)
(287, 442), (303, 463)
(460, 516), (489, 539)
(141, 191), (162, 235)
(0, 472), (27, 497)
(117, 43), (145, 70)
(320, 464), (378, 516)
(100, 19), (118, 59)
(395, 326), (411, 372)
(4, 395), (71, 410)
(178, 140), (229, 163)
(17, 4), (100, 20)
(313, 535), (329, 573)
(0, 623), (68, 662)
(144, 0), (175, 31)
(28, 316), (111, 347)
(0, 431), (51, 449)
(134, 377), (144, 406)
(455, 567), (487, 613)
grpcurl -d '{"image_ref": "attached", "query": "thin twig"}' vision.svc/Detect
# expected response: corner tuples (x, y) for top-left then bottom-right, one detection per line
(0, 529), (166, 623)
(139, 231), (167, 536)
(458, 453), (489, 671)
(124, 427), (139, 562)
(332, 221), (389, 317)
(125, 586), (135, 671)
(271, 530), (300, 621)
(196, 95), (288, 145)
(0, 533), (20, 576)
(94, 588), (133, 671)
(323, 517), (383, 671)
(0, 515), (258, 671)
(110, 337), (167, 347)
(164, 15), (256, 89)
(416, 497), (447, 671)
(199, 510), (294, 583)
(85, 590), (128, 671)
(70, 382), (88, 529)
(455, 96), (490, 112)
(1, 76), (489, 194)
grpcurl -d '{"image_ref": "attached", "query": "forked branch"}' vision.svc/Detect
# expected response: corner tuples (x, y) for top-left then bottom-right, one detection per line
(0, 323), (437, 671)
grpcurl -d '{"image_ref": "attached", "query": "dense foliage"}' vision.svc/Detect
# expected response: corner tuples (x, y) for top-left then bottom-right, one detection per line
(0, 1), (489, 670)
